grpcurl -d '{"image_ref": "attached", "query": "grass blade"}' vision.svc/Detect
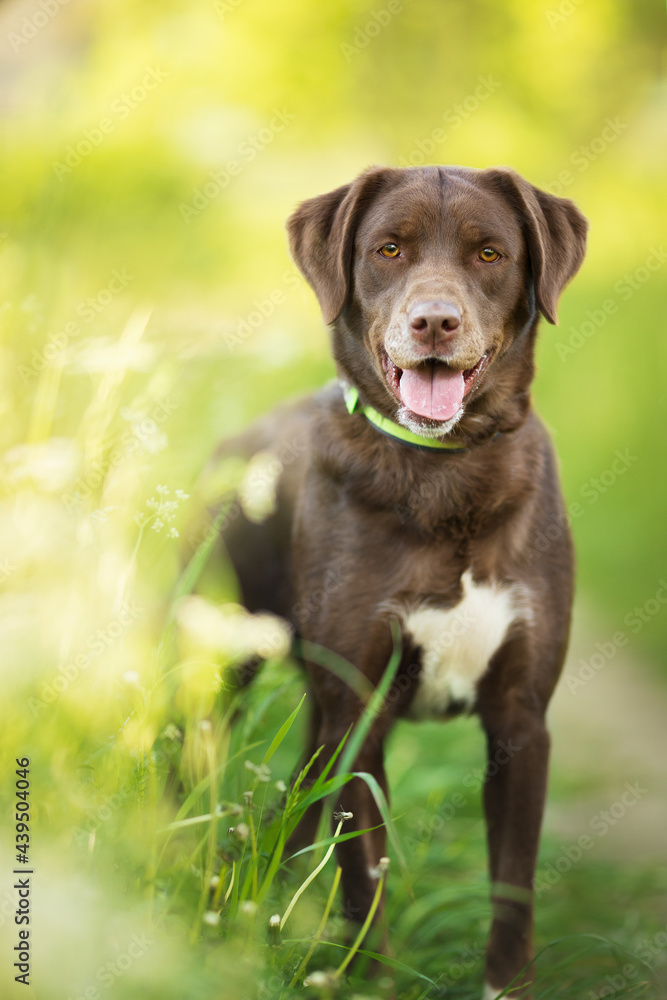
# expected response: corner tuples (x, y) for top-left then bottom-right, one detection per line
(262, 692), (306, 764)
(352, 770), (408, 875)
(334, 620), (403, 780)
(283, 823), (383, 863)
(290, 865), (342, 985)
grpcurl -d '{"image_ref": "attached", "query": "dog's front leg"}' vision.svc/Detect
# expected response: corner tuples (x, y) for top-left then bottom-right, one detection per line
(478, 658), (552, 999)
(305, 623), (399, 950)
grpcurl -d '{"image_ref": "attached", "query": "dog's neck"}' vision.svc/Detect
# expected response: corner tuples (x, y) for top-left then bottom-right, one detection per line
(309, 382), (541, 543)
(341, 383), (470, 452)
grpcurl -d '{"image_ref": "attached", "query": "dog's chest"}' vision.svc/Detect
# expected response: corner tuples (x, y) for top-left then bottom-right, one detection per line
(401, 571), (529, 719)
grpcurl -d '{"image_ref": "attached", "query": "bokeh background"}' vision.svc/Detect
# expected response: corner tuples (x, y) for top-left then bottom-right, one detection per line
(1, 0), (666, 997)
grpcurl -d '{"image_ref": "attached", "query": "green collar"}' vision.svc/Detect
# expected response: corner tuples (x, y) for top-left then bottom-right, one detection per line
(342, 385), (467, 452)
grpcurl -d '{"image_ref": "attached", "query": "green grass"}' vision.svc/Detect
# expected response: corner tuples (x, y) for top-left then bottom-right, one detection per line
(8, 637), (665, 998)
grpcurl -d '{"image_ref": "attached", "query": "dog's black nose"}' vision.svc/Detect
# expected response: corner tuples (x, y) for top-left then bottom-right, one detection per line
(408, 301), (461, 339)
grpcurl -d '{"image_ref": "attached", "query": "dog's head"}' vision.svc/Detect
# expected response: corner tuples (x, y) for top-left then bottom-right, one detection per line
(288, 165), (587, 440)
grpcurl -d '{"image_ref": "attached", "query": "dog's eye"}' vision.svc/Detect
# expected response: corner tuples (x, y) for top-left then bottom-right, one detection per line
(479, 247), (501, 262)
(379, 243), (401, 258)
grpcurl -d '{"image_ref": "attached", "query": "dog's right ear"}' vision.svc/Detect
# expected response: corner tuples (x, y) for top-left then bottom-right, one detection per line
(287, 168), (391, 324)
(484, 168), (588, 325)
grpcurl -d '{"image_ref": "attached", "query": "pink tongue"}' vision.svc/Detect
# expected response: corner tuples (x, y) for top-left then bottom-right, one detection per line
(399, 364), (465, 420)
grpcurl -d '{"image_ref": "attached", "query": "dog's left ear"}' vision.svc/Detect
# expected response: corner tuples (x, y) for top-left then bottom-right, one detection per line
(287, 167), (394, 324)
(485, 169), (589, 324)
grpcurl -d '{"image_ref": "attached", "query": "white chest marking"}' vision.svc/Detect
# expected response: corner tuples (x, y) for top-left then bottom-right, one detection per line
(482, 985), (503, 1000)
(404, 570), (530, 719)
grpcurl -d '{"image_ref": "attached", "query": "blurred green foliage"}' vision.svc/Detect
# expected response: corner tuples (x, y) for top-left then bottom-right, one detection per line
(0, 0), (666, 997)
(1, 0), (666, 656)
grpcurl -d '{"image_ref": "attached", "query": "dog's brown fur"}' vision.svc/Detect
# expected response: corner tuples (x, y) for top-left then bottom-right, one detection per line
(208, 165), (588, 997)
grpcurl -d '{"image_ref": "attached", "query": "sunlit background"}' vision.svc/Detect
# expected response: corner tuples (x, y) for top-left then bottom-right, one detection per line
(1, 0), (666, 997)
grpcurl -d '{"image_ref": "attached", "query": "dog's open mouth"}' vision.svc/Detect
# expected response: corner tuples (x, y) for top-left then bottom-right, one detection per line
(382, 352), (490, 422)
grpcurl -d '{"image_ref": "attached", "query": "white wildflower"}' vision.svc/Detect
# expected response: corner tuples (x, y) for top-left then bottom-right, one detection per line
(144, 485), (189, 535)
(238, 450), (282, 524)
(91, 505), (117, 523)
(176, 597), (292, 660)
(244, 761), (271, 783)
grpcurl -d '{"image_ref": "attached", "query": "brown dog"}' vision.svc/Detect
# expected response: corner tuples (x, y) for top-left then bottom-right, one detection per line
(211, 165), (587, 998)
